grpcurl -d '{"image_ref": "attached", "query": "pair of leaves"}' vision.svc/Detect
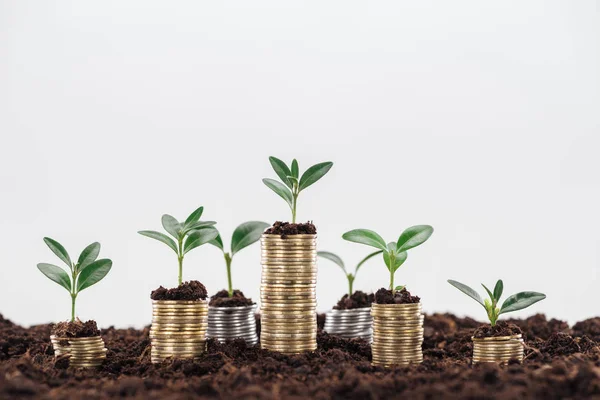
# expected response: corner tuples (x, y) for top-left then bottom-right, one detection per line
(37, 237), (112, 294)
(210, 221), (270, 256)
(447, 279), (546, 315)
(318, 249), (383, 280)
(263, 157), (333, 208)
(342, 225), (433, 272)
(138, 206), (218, 255)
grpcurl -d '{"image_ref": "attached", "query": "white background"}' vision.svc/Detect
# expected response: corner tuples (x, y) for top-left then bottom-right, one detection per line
(1, 1), (598, 328)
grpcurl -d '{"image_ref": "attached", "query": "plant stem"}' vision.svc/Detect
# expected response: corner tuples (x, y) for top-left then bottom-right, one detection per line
(292, 192), (298, 224)
(177, 237), (184, 286)
(389, 253), (396, 294)
(225, 252), (233, 297)
(71, 294), (76, 322)
(348, 276), (354, 297)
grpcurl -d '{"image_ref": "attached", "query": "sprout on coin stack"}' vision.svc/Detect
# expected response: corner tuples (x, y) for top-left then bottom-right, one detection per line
(206, 221), (270, 346)
(342, 225), (434, 367)
(318, 250), (381, 341)
(260, 156), (333, 353)
(138, 206), (218, 363)
(448, 279), (546, 364)
(37, 237), (112, 368)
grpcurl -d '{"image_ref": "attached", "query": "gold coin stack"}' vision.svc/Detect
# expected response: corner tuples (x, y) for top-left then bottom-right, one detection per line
(150, 300), (208, 363)
(50, 335), (107, 368)
(371, 303), (424, 367)
(472, 334), (524, 364)
(260, 234), (317, 353)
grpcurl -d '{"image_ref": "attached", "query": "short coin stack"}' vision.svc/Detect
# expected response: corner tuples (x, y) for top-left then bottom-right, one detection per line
(472, 334), (524, 364)
(207, 304), (259, 346)
(150, 299), (208, 363)
(51, 335), (107, 368)
(324, 308), (373, 342)
(260, 234), (317, 353)
(371, 303), (424, 366)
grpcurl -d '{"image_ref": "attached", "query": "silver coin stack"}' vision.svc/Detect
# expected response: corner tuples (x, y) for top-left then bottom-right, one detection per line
(324, 307), (373, 342)
(260, 234), (318, 353)
(150, 299), (208, 363)
(207, 304), (259, 346)
(51, 335), (107, 368)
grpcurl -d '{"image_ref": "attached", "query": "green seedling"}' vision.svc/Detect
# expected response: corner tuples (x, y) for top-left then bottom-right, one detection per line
(317, 250), (382, 296)
(210, 221), (270, 297)
(262, 156), (333, 223)
(447, 279), (546, 327)
(342, 225), (434, 294)
(37, 238), (113, 322)
(138, 206), (218, 286)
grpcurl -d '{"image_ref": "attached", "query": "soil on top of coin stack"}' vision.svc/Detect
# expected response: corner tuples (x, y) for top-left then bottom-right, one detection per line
(51, 319), (100, 338)
(264, 221), (317, 238)
(473, 321), (523, 338)
(150, 280), (208, 301)
(333, 290), (374, 310)
(374, 287), (421, 304)
(209, 290), (255, 307)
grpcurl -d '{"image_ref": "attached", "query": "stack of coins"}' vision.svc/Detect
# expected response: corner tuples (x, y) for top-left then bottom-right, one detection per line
(50, 335), (107, 368)
(150, 299), (208, 363)
(324, 307), (373, 342)
(371, 303), (424, 367)
(207, 304), (259, 346)
(260, 234), (317, 353)
(472, 334), (524, 364)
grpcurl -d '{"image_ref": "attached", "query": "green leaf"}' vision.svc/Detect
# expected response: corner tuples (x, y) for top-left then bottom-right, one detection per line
(383, 251), (407, 272)
(77, 242), (100, 272)
(184, 206), (204, 227)
(354, 250), (383, 275)
(342, 229), (387, 251)
(481, 283), (494, 302)
(317, 251), (346, 273)
(43, 237), (72, 268)
(37, 263), (71, 292)
(499, 292), (546, 315)
(396, 225), (434, 253)
(77, 259), (112, 292)
(493, 280), (504, 301)
(447, 279), (485, 307)
(231, 221), (270, 255)
(299, 161), (333, 191)
(138, 231), (178, 253)
(287, 176), (299, 189)
(269, 156), (293, 189)
(291, 159), (299, 179)
(209, 233), (224, 251)
(395, 285), (405, 291)
(263, 178), (293, 208)
(184, 228), (219, 254)
(161, 214), (181, 238)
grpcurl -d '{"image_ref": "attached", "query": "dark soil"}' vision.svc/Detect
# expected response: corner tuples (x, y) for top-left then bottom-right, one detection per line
(333, 291), (374, 310)
(264, 221), (317, 237)
(473, 321), (523, 338)
(51, 319), (100, 338)
(374, 287), (421, 304)
(150, 280), (208, 301)
(209, 290), (255, 307)
(1, 312), (600, 399)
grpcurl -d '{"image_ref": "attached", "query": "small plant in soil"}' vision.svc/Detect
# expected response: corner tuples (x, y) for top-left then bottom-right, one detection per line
(262, 156), (333, 223)
(37, 238), (112, 322)
(447, 279), (546, 327)
(342, 225), (434, 295)
(317, 250), (381, 296)
(209, 221), (270, 298)
(138, 206), (218, 286)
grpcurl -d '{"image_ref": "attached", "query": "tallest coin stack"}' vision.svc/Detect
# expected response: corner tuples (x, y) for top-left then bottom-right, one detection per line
(260, 233), (318, 353)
